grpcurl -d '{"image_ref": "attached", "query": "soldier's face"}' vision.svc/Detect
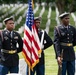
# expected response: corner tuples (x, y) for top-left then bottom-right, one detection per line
(5, 20), (15, 31)
(62, 16), (70, 26)
(35, 20), (40, 29)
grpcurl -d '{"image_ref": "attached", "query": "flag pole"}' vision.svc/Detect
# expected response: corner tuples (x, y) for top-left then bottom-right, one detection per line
(28, 67), (30, 75)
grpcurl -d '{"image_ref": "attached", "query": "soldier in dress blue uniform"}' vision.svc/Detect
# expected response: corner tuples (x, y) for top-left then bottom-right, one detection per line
(54, 12), (76, 75)
(27, 17), (53, 75)
(0, 17), (23, 75)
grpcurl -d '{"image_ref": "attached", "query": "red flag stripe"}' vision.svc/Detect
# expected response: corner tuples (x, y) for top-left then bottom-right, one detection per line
(23, 45), (31, 60)
(32, 35), (40, 50)
(23, 39), (31, 53)
(22, 49), (32, 68)
(32, 41), (39, 56)
(32, 25), (41, 48)
(32, 25), (41, 51)
(32, 47), (39, 63)
(24, 31), (32, 42)
(25, 24), (32, 36)
(23, 48), (31, 64)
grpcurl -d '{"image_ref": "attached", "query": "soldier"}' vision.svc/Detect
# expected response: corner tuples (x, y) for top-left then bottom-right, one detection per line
(54, 12), (76, 75)
(0, 17), (23, 75)
(27, 17), (53, 75)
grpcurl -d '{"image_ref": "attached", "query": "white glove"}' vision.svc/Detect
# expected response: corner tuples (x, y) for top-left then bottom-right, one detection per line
(38, 54), (41, 58)
(41, 45), (44, 50)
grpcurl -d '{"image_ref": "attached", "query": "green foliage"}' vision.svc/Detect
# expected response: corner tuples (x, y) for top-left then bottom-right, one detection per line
(19, 46), (76, 75)
(55, 0), (76, 13)
(1, 0), (76, 13)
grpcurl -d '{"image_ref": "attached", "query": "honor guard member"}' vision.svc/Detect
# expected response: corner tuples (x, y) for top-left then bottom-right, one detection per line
(27, 17), (53, 75)
(0, 17), (23, 75)
(54, 12), (76, 75)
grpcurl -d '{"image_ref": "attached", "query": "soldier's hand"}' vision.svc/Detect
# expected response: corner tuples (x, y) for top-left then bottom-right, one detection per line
(57, 56), (62, 66)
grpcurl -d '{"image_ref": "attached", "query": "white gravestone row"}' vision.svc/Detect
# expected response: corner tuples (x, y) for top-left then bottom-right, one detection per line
(34, 3), (39, 14)
(71, 13), (76, 26)
(45, 6), (52, 34)
(55, 7), (60, 25)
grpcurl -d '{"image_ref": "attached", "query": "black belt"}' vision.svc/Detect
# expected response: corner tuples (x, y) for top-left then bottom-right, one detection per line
(60, 43), (73, 46)
(1, 49), (17, 54)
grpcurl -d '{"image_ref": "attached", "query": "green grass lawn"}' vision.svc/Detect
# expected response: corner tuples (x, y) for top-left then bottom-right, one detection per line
(19, 46), (58, 75)
(19, 46), (76, 75)
(45, 45), (58, 75)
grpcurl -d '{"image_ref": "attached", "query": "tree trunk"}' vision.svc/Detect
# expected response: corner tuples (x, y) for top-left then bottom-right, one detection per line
(55, 0), (76, 14)
(55, 0), (65, 14)
(38, 0), (41, 6)
(46, 0), (49, 6)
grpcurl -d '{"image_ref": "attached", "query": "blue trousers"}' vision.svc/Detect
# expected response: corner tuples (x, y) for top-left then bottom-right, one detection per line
(62, 60), (75, 75)
(27, 64), (45, 75)
(0, 64), (19, 75)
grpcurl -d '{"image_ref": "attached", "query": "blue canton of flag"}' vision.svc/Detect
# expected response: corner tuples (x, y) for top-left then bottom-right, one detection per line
(26, 0), (34, 30)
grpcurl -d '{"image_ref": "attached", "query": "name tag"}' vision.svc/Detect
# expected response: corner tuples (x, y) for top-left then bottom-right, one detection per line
(14, 36), (18, 39)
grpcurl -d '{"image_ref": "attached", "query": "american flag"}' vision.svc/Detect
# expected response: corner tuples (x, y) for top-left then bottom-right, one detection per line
(22, 0), (41, 70)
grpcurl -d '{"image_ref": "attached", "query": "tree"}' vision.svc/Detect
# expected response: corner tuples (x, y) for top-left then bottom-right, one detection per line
(1, 0), (76, 14)
(46, 0), (54, 5)
(55, 0), (76, 14)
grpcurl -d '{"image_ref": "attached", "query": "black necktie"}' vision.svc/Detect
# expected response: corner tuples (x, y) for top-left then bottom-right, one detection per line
(65, 28), (67, 30)
(9, 31), (13, 38)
